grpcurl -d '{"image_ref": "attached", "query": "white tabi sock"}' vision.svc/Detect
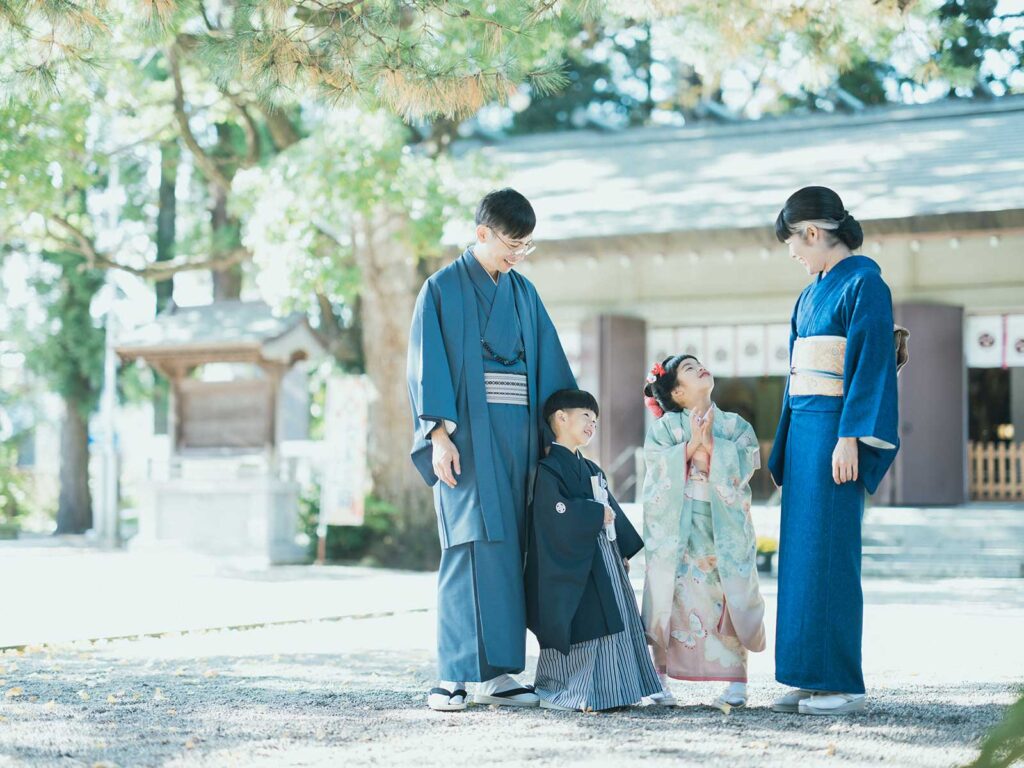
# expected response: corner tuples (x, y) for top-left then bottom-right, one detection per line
(477, 673), (519, 696)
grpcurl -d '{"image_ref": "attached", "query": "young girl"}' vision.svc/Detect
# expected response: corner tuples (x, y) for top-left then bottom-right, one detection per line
(640, 355), (766, 708)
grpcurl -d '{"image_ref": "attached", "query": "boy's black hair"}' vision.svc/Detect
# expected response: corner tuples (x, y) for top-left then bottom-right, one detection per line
(543, 388), (600, 426)
(475, 188), (536, 240)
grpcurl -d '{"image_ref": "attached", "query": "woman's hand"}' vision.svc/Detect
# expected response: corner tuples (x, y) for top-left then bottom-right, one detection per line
(832, 437), (859, 485)
(431, 427), (461, 488)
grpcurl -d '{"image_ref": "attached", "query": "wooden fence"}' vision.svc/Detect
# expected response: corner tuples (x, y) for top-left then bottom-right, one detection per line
(969, 441), (1024, 501)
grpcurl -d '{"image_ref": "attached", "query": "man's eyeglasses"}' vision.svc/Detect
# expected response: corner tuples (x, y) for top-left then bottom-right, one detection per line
(491, 229), (536, 258)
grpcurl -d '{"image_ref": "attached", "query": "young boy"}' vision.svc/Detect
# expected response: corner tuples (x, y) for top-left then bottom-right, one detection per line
(525, 389), (662, 711)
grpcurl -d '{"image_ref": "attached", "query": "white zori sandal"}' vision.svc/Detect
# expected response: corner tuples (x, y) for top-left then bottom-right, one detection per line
(649, 690), (677, 706)
(714, 682), (748, 709)
(798, 692), (866, 716)
(428, 686), (468, 712)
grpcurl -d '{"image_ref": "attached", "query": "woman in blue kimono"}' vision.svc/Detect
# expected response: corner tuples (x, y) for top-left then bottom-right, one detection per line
(407, 189), (577, 712)
(768, 186), (900, 717)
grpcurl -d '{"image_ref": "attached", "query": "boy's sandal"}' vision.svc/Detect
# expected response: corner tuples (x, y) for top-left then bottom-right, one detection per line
(428, 687), (468, 712)
(472, 685), (540, 707)
(649, 690), (677, 706)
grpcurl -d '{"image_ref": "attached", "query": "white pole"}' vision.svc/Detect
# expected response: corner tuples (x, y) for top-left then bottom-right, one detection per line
(100, 307), (120, 548)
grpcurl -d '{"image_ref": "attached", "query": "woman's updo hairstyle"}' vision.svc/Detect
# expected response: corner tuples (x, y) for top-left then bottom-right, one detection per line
(774, 186), (864, 251)
(643, 354), (696, 417)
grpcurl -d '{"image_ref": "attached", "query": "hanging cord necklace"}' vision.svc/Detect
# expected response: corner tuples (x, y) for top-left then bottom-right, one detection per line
(481, 339), (525, 366)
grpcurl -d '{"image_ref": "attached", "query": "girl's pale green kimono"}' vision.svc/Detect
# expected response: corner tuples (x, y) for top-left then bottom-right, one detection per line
(641, 406), (766, 681)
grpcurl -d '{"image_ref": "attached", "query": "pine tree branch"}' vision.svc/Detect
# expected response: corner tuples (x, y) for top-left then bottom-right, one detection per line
(168, 43), (233, 194)
(49, 215), (99, 266)
(88, 247), (251, 279)
(49, 214), (250, 280)
(259, 104), (301, 150)
(223, 89), (260, 166)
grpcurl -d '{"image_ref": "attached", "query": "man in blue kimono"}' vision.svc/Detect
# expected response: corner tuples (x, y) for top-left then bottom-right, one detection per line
(407, 188), (577, 712)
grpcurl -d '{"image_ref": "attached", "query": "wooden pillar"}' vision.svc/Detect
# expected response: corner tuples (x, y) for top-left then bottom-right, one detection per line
(579, 314), (647, 501)
(876, 302), (966, 505)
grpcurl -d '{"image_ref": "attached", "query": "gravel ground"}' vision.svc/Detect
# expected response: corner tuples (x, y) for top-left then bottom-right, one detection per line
(0, 581), (1021, 768)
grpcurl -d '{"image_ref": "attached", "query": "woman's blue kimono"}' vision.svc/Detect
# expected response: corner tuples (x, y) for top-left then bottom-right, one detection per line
(407, 249), (576, 682)
(768, 255), (899, 695)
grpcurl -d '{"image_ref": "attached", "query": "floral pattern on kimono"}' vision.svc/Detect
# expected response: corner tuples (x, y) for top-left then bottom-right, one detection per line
(640, 406), (766, 681)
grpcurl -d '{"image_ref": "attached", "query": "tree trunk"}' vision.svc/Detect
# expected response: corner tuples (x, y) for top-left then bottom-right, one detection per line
(55, 398), (92, 534)
(210, 184), (243, 300)
(211, 123), (244, 301)
(351, 207), (436, 567)
(154, 139), (178, 434)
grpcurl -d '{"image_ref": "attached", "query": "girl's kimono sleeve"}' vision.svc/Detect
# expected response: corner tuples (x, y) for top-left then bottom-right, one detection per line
(710, 415), (761, 491)
(767, 301), (797, 487)
(526, 464), (606, 654)
(640, 414), (690, 651)
(708, 414), (766, 652)
(839, 273), (900, 493)
(407, 282), (458, 486)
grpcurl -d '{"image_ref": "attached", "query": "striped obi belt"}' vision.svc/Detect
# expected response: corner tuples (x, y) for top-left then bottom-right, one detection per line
(484, 372), (529, 406)
(789, 335), (846, 397)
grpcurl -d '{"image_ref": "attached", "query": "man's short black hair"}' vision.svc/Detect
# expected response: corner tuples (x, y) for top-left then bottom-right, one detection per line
(475, 188), (536, 240)
(543, 389), (600, 425)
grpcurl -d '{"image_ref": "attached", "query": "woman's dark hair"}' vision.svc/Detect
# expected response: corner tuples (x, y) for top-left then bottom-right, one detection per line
(642, 355), (697, 414)
(543, 388), (600, 425)
(774, 186), (864, 251)
(475, 188), (536, 240)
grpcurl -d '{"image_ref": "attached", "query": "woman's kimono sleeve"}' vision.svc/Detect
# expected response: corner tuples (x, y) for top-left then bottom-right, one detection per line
(527, 464), (606, 654)
(407, 282), (458, 486)
(767, 302), (798, 487)
(839, 273), (900, 493)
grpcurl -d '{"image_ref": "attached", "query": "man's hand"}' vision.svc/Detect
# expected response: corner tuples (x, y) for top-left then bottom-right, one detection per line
(431, 426), (461, 489)
(603, 505), (615, 526)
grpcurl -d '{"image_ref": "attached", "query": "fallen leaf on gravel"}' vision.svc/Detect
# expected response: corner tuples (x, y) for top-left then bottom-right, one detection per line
(0, 716), (7, 722)
(167, 708), (177, 715)
(28, 695), (38, 703)
(202, 670), (218, 678)
(44, 701), (56, 711)
(78, 691), (90, 701)
(106, 695), (117, 704)
(153, 688), (165, 701)
(712, 701), (732, 715)
(826, 744), (837, 756)
(5, 687), (24, 698)
(185, 739), (195, 749)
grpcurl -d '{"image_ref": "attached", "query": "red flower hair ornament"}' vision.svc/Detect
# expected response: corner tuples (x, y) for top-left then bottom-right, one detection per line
(644, 361), (667, 418)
